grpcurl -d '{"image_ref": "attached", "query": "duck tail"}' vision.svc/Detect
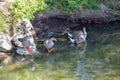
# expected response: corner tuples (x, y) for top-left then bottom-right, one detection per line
(83, 27), (87, 39)
(68, 32), (73, 37)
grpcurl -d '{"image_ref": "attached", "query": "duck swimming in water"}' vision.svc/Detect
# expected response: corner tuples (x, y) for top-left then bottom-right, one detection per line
(66, 27), (87, 54)
(68, 27), (87, 44)
(63, 27), (87, 49)
(44, 37), (57, 53)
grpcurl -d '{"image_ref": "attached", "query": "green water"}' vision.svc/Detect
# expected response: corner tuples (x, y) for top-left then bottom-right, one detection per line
(0, 23), (120, 80)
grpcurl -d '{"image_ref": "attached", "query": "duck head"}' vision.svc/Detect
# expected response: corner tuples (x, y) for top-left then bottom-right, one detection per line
(44, 37), (57, 44)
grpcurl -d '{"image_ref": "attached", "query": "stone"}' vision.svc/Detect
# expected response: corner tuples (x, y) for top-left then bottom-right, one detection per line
(13, 18), (39, 55)
(12, 33), (24, 47)
(16, 36), (39, 55)
(17, 18), (36, 36)
(0, 32), (12, 52)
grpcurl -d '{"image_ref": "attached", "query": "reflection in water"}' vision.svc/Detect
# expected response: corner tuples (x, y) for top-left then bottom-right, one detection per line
(74, 40), (93, 80)
(76, 59), (93, 80)
(76, 41), (87, 54)
(74, 23), (120, 80)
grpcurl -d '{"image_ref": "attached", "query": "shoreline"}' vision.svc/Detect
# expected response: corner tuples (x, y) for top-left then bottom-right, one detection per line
(32, 9), (120, 33)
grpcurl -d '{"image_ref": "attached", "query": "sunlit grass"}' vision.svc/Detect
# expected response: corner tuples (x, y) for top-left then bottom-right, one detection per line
(0, 10), (7, 31)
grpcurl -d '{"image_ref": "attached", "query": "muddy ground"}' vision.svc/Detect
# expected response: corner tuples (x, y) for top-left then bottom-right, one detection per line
(32, 8), (120, 34)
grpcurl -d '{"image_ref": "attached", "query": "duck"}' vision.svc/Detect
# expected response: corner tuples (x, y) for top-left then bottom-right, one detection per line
(63, 27), (87, 46)
(44, 37), (57, 53)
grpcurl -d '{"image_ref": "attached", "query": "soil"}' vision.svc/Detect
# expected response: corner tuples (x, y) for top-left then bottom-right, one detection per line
(32, 8), (120, 34)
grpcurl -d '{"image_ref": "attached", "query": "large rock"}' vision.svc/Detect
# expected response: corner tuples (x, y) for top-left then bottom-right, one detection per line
(0, 32), (12, 52)
(12, 18), (36, 47)
(12, 18), (39, 55)
(16, 36), (39, 55)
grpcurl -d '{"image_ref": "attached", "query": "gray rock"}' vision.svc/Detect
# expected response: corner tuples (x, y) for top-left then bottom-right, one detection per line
(0, 32), (12, 52)
(12, 33), (24, 47)
(13, 18), (39, 55)
(16, 36), (39, 55)
(17, 18), (36, 36)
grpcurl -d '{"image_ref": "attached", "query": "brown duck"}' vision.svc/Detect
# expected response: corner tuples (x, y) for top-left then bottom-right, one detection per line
(44, 37), (57, 53)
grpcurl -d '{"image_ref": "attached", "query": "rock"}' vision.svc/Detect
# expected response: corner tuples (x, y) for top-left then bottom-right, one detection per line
(16, 36), (39, 55)
(0, 32), (12, 52)
(17, 18), (36, 36)
(13, 18), (39, 55)
(12, 33), (24, 47)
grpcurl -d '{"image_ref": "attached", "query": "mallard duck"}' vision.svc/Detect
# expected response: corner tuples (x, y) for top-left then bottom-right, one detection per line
(44, 37), (57, 53)
(64, 27), (87, 45)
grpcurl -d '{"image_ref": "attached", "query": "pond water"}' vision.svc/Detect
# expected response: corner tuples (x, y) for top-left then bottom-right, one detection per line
(0, 23), (120, 80)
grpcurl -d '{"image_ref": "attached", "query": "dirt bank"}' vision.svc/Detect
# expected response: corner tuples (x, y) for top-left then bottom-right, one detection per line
(32, 8), (120, 34)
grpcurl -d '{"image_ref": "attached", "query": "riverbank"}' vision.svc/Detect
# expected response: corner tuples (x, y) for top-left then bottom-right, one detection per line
(0, 0), (120, 34)
(32, 6), (120, 34)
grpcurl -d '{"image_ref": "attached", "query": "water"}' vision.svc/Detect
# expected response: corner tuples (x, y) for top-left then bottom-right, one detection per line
(0, 23), (120, 80)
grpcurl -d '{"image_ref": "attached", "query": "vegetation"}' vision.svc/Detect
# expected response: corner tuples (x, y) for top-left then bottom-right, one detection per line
(114, 4), (120, 10)
(10, 0), (115, 20)
(8, 0), (49, 28)
(10, 0), (48, 19)
(0, 0), (119, 31)
(46, 0), (100, 12)
(0, 10), (7, 31)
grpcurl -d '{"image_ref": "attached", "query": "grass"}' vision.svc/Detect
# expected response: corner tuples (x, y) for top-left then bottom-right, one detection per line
(10, 0), (48, 19)
(0, 10), (7, 31)
(45, 0), (100, 13)
(9, 0), (113, 20)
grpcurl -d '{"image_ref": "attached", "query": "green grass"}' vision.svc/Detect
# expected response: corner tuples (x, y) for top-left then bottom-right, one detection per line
(0, 10), (7, 31)
(10, 0), (113, 20)
(10, 0), (48, 19)
(45, 0), (100, 13)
